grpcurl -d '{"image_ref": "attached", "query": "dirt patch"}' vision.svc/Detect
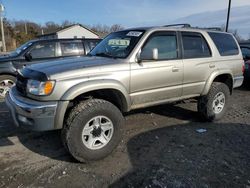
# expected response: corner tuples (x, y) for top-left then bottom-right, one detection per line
(0, 87), (250, 187)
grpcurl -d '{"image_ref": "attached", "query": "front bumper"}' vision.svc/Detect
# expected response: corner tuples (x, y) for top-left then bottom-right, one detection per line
(5, 88), (58, 131)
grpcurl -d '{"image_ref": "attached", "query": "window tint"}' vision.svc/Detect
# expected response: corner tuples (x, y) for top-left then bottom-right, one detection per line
(88, 41), (99, 51)
(60, 41), (84, 56)
(141, 34), (178, 60)
(30, 42), (56, 59)
(208, 32), (239, 56)
(182, 32), (211, 59)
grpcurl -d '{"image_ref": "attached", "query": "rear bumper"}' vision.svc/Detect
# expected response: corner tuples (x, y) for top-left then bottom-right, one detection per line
(5, 88), (58, 131)
(233, 76), (244, 88)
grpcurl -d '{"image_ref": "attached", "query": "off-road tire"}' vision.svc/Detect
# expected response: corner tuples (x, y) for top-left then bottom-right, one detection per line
(198, 82), (230, 121)
(63, 99), (124, 163)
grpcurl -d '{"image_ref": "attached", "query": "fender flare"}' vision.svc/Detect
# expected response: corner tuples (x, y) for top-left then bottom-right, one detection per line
(201, 69), (233, 96)
(0, 61), (17, 76)
(61, 79), (131, 111)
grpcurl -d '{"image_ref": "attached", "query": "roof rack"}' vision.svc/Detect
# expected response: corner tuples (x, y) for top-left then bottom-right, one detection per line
(163, 24), (224, 32)
(195, 27), (222, 31)
(164, 24), (191, 28)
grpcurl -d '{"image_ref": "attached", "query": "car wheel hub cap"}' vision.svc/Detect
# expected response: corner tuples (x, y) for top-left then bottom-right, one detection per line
(0, 79), (14, 97)
(82, 116), (114, 150)
(212, 92), (225, 114)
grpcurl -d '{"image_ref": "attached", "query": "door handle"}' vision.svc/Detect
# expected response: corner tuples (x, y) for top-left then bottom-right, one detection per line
(209, 64), (215, 68)
(172, 67), (179, 72)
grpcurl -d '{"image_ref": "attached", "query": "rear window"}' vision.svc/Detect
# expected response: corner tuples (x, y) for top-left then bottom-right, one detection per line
(181, 32), (211, 59)
(208, 32), (239, 56)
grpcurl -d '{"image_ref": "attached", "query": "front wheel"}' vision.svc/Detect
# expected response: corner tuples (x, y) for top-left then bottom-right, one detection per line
(0, 75), (15, 99)
(198, 82), (230, 121)
(63, 99), (124, 162)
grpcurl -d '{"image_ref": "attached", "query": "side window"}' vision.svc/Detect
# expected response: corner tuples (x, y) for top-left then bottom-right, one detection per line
(29, 42), (56, 59)
(182, 32), (211, 59)
(88, 41), (99, 51)
(141, 33), (178, 60)
(60, 41), (84, 56)
(208, 32), (239, 56)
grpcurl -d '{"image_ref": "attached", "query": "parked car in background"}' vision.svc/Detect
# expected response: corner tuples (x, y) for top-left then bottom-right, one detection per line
(0, 38), (101, 98)
(240, 43), (250, 84)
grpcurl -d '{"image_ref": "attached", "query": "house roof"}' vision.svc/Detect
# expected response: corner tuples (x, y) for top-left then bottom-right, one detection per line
(38, 24), (99, 37)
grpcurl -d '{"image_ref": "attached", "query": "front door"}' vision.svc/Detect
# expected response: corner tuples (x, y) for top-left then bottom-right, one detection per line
(130, 31), (183, 108)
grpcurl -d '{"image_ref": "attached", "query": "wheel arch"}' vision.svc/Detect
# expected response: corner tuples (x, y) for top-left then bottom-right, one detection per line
(61, 80), (131, 113)
(202, 70), (233, 95)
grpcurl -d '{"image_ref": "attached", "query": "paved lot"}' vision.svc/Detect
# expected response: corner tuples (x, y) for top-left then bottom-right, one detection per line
(0, 87), (250, 188)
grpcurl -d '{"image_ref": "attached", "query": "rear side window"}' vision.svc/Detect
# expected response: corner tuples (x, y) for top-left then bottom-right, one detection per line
(87, 41), (99, 51)
(181, 32), (211, 59)
(208, 32), (239, 56)
(60, 41), (84, 56)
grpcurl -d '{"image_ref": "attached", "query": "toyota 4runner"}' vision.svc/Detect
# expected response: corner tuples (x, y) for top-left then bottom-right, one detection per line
(6, 25), (244, 162)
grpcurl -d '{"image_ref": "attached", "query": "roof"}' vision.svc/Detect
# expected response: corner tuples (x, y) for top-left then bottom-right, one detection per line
(123, 26), (227, 34)
(38, 24), (99, 37)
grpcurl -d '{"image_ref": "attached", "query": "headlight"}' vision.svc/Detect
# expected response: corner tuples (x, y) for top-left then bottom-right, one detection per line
(27, 80), (55, 96)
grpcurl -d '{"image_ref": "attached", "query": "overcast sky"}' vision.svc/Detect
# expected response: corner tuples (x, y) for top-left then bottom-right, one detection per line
(2, 0), (250, 27)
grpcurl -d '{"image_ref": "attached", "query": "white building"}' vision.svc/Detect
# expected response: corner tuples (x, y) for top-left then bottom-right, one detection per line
(39, 24), (99, 39)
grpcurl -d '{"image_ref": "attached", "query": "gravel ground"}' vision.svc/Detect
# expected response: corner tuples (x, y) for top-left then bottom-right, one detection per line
(0, 86), (250, 188)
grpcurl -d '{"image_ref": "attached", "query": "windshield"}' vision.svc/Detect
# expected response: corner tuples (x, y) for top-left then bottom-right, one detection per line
(89, 30), (145, 58)
(10, 41), (33, 56)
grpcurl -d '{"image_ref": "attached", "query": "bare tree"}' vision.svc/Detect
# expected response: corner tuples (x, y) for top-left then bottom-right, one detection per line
(110, 24), (124, 32)
(1, 18), (126, 50)
(61, 20), (76, 27)
(43, 21), (61, 34)
(231, 29), (242, 42)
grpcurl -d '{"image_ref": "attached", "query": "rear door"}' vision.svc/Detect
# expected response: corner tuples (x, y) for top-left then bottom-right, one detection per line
(181, 31), (213, 96)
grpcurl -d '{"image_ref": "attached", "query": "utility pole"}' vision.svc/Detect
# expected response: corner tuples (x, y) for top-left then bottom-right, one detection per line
(25, 22), (28, 34)
(225, 0), (231, 32)
(0, 4), (6, 52)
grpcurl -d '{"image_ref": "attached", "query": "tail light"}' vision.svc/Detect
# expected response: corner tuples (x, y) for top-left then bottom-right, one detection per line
(242, 63), (245, 73)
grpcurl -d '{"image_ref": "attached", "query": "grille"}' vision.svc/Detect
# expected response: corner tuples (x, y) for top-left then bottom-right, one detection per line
(16, 73), (27, 96)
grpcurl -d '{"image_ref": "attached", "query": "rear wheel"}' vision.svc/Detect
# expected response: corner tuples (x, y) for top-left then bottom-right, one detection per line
(198, 82), (230, 121)
(63, 99), (124, 162)
(0, 75), (15, 98)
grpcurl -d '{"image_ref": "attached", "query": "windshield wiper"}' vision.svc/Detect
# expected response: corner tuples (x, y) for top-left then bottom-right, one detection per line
(94, 52), (116, 58)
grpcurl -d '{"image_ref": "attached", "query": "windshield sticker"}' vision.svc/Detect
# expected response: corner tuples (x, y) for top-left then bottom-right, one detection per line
(108, 39), (130, 46)
(126, 31), (143, 37)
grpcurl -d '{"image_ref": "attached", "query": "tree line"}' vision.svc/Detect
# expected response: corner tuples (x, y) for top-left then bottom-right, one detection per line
(0, 19), (249, 52)
(1, 19), (124, 51)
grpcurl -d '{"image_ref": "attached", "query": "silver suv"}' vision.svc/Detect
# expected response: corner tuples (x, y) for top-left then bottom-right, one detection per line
(6, 26), (244, 162)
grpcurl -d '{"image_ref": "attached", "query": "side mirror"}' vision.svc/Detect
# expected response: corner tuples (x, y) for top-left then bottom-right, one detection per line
(24, 52), (32, 61)
(136, 48), (159, 63)
(135, 50), (142, 64)
(152, 48), (158, 60)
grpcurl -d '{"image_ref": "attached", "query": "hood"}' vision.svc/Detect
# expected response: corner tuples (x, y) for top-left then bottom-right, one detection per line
(0, 54), (14, 62)
(27, 56), (122, 79)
